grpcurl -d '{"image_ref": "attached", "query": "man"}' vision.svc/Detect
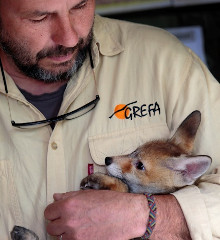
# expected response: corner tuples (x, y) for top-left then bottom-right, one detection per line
(0, 0), (219, 239)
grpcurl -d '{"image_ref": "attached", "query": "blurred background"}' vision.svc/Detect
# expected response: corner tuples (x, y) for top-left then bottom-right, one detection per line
(95, 0), (220, 82)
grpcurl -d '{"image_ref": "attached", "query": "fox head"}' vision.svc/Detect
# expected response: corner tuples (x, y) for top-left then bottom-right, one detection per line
(105, 111), (212, 194)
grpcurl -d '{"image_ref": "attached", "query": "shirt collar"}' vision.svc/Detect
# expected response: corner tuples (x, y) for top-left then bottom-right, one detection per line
(93, 15), (124, 57)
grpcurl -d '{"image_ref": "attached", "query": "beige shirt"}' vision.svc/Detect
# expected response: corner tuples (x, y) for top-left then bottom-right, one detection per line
(0, 15), (220, 239)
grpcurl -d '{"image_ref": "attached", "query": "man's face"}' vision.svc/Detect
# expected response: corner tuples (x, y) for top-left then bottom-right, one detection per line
(0, 0), (95, 82)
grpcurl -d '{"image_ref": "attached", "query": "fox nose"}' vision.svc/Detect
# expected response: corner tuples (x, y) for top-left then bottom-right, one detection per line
(105, 157), (113, 166)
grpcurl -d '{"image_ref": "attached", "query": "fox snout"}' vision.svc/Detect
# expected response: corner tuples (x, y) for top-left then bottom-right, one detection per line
(105, 157), (113, 166)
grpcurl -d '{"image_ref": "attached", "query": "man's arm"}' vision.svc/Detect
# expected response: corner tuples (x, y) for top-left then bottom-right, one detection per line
(44, 190), (190, 239)
(152, 194), (191, 240)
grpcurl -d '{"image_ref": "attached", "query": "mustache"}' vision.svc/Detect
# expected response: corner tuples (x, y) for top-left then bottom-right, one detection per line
(36, 38), (84, 60)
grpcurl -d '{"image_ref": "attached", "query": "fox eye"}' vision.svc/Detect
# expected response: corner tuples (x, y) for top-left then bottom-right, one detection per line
(135, 161), (145, 171)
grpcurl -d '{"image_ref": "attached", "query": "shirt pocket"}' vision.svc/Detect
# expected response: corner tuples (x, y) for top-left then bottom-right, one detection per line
(89, 124), (170, 166)
(0, 160), (23, 238)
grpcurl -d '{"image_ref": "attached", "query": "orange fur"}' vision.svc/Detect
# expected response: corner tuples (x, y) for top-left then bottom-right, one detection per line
(81, 111), (211, 194)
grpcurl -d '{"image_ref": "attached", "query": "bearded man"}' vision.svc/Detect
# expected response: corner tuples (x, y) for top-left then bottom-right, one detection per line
(0, 0), (220, 239)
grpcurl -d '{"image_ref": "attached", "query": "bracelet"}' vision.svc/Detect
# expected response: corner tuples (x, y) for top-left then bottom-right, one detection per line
(141, 193), (157, 240)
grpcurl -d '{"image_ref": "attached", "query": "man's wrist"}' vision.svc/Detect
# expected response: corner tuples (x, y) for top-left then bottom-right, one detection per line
(150, 194), (191, 240)
(126, 193), (150, 239)
(141, 193), (157, 239)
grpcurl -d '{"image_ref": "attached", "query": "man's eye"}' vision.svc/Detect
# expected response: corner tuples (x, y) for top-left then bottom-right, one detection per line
(76, 3), (86, 9)
(135, 161), (145, 171)
(71, 0), (88, 10)
(30, 15), (48, 23)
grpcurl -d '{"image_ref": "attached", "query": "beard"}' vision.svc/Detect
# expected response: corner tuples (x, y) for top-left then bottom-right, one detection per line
(0, 23), (93, 83)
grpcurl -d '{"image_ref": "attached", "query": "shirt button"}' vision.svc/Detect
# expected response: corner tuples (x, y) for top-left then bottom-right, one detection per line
(51, 142), (58, 150)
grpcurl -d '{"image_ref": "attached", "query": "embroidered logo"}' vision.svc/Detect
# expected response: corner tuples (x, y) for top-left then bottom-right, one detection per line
(109, 101), (160, 120)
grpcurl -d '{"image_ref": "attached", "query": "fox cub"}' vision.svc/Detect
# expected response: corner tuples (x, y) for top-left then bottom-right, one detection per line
(80, 111), (211, 193)
(11, 111), (211, 240)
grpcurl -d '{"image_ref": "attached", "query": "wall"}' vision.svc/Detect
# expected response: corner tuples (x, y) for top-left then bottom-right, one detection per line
(100, 3), (220, 81)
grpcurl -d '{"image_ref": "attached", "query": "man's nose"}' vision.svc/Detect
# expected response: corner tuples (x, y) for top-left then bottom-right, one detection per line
(52, 16), (79, 47)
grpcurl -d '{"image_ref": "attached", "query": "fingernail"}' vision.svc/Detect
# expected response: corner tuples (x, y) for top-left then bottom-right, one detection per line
(53, 193), (63, 201)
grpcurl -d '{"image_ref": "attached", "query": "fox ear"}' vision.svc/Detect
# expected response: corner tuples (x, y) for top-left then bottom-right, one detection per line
(166, 155), (212, 186)
(170, 111), (201, 153)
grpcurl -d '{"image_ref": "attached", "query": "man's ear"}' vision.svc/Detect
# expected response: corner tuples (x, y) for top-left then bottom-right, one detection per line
(170, 111), (201, 153)
(165, 155), (212, 186)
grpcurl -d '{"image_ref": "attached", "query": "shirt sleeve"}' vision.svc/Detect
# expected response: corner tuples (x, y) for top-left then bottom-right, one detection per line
(172, 168), (220, 239)
(168, 48), (220, 240)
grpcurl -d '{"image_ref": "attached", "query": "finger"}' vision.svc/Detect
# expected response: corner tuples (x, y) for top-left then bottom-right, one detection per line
(53, 191), (78, 201)
(44, 201), (62, 221)
(53, 193), (64, 201)
(46, 218), (65, 237)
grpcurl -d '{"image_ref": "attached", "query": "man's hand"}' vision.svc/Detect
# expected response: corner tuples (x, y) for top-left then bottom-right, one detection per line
(44, 190), (149, 240)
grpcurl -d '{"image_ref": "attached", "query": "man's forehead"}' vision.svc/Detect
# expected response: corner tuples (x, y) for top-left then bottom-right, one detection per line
(3, 0), (85, 13)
